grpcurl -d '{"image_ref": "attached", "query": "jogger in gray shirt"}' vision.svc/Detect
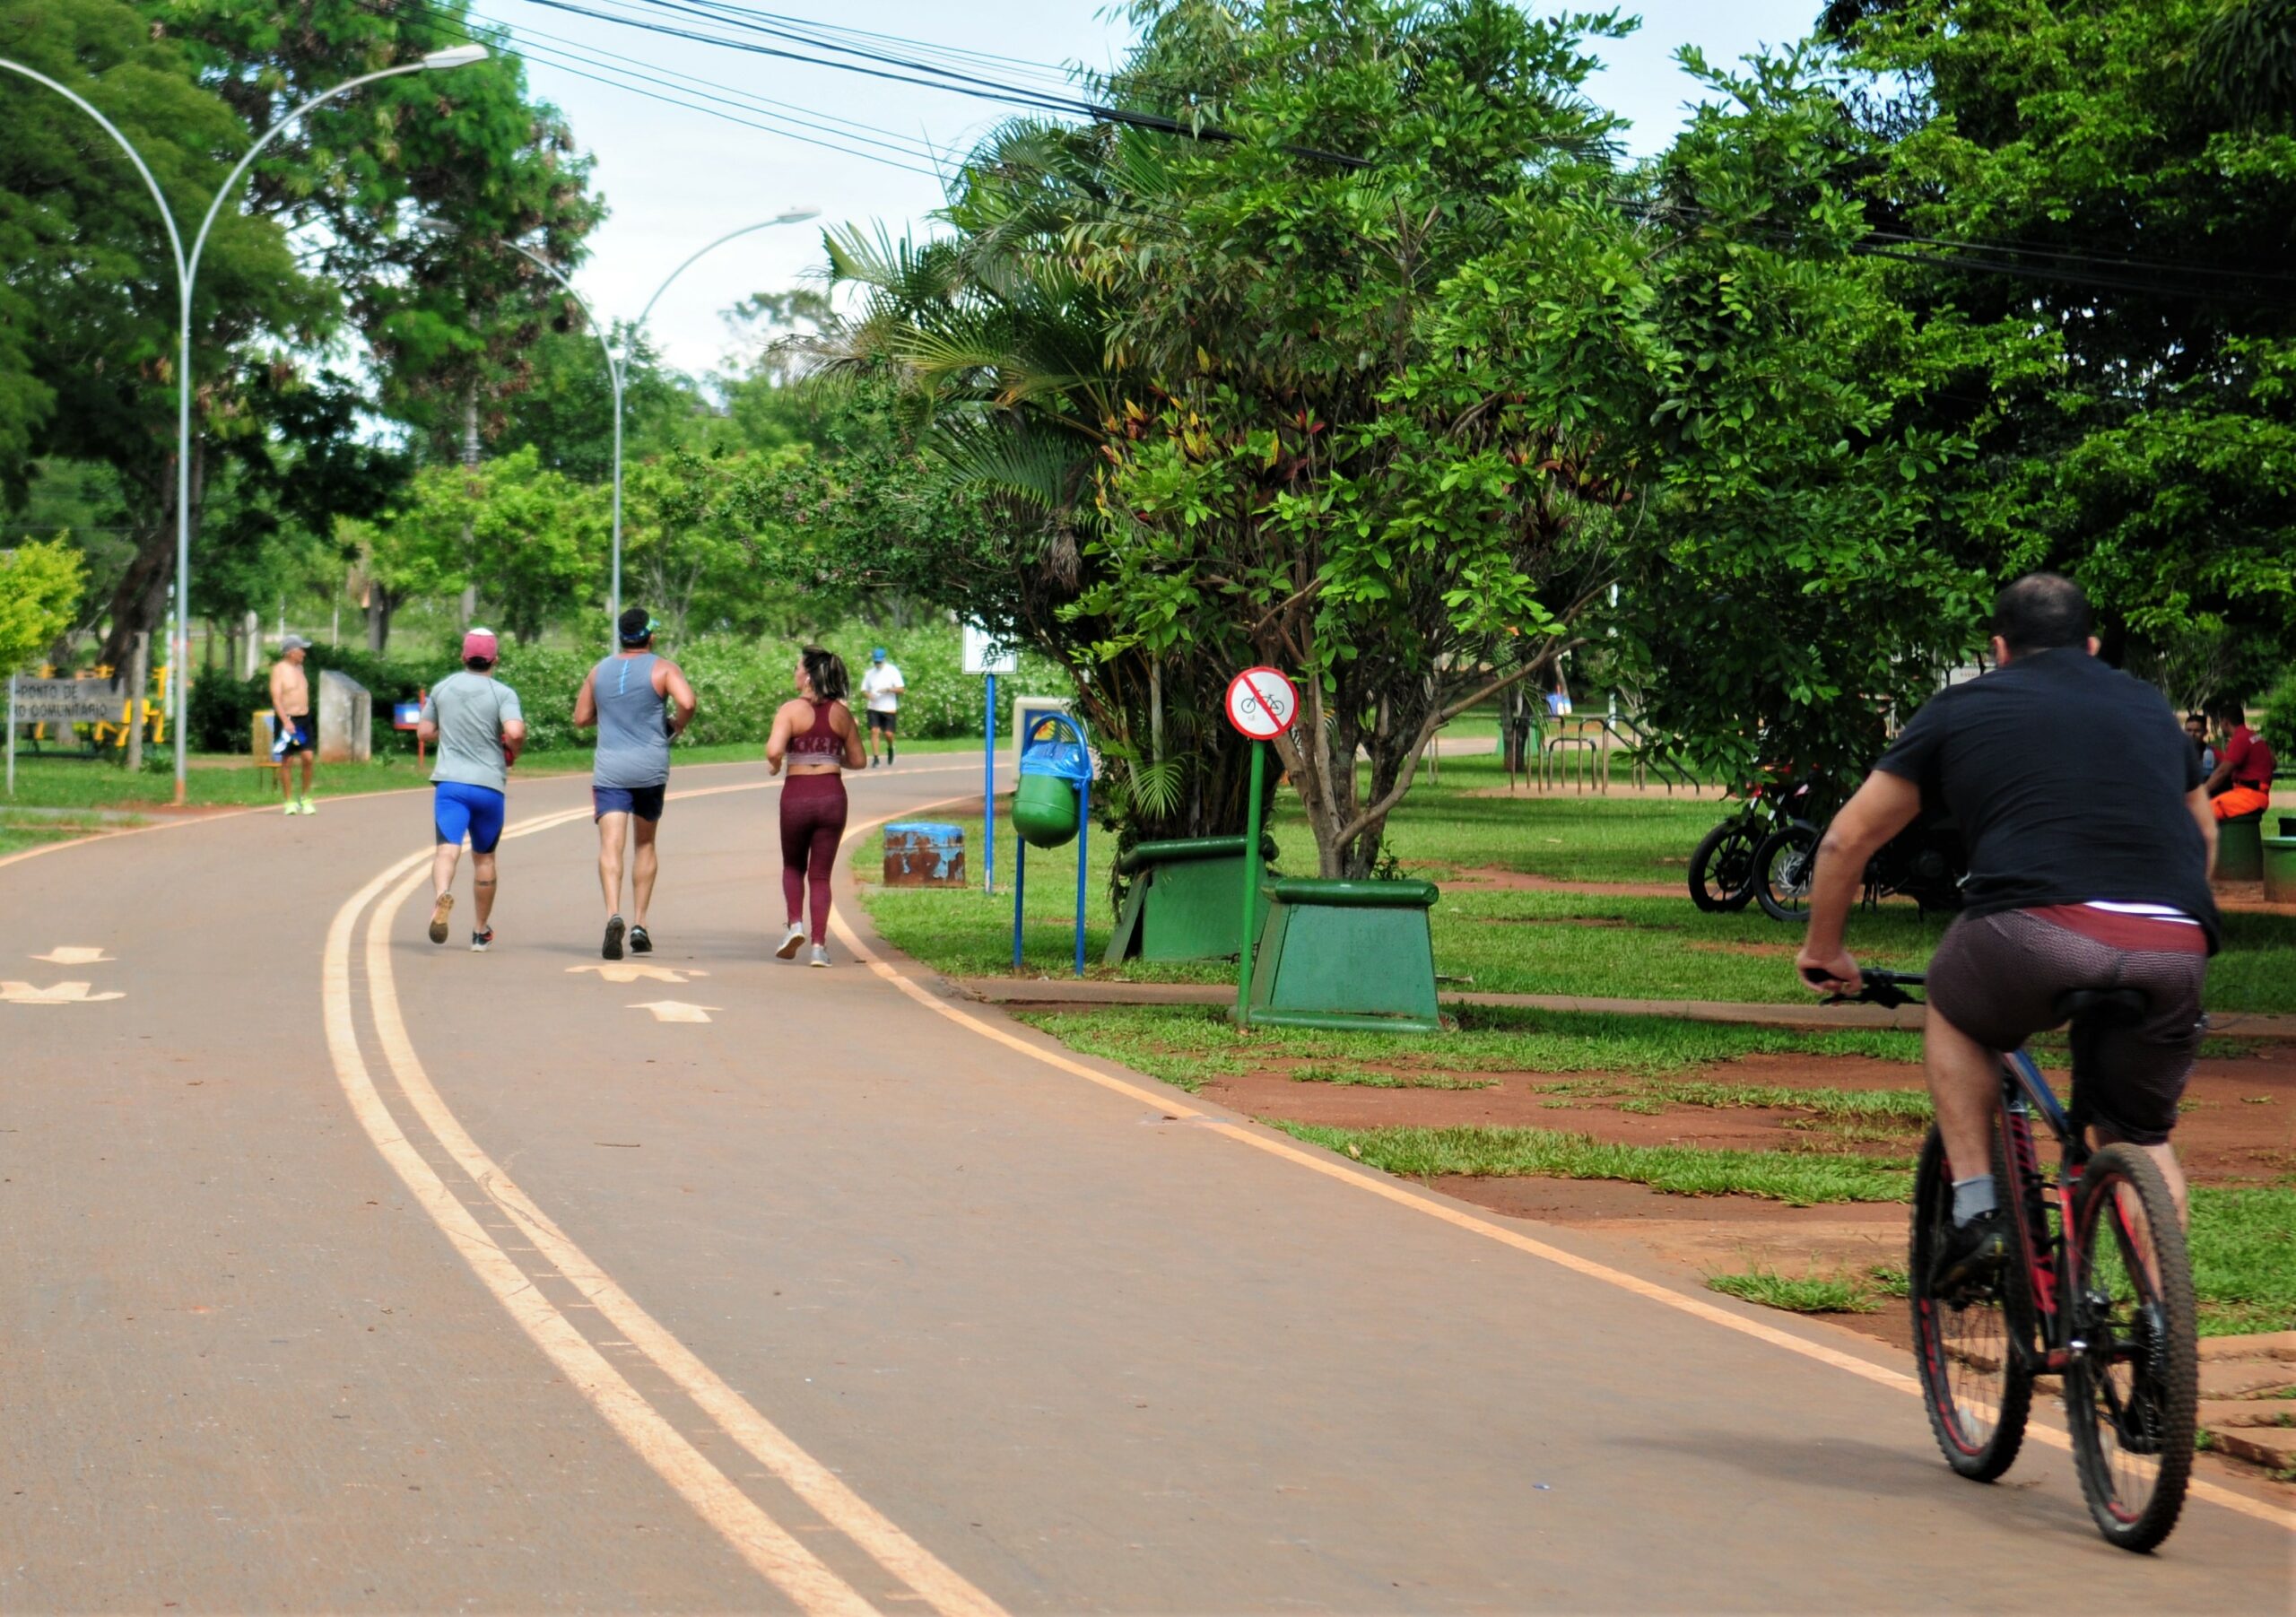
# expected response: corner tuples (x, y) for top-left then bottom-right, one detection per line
(572, 607), (698, 960)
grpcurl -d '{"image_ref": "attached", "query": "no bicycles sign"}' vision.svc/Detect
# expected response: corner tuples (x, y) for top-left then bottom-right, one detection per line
(1224, 666), (1300, 741)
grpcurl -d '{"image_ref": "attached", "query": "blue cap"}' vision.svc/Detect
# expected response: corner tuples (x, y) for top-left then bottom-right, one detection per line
(872, 648), (887, 661)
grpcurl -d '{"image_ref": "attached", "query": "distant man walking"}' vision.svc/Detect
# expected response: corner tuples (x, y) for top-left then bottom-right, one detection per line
(860, 646), (904, 767)
(419, 629), (526, 952)
(574, 608), (698, 960)
(268, 635), (317, 815)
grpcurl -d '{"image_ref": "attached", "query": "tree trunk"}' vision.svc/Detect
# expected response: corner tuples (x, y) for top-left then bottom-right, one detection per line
(242, 610), (261, 679)
(365, 587), (396, 656)
(99, 447), (204, 672)
(122, 631), (149, 773)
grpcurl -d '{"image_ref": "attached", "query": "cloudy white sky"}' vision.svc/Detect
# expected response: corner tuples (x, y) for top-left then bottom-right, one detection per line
(450, 1), (1824, 379)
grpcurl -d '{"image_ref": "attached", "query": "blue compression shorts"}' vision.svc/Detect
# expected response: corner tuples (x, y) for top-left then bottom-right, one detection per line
(432, 781), (507, 854)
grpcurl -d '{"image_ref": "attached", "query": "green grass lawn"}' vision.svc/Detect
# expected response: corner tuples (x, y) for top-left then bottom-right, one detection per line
(1011, 1003), (1922, 1093)
(858, 794), (2296, 1013)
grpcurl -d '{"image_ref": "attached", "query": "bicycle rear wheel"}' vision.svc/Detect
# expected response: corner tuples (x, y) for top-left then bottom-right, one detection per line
(1909, 1124), (2033, 1480)
(2066, 1143), (2197, 1552)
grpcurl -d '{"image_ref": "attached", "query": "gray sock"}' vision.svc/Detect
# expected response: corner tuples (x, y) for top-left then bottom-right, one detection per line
(1952, 1174), (1997, 1225)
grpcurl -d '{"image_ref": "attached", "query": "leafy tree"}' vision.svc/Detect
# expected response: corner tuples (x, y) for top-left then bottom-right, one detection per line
(0, 0), (314, 665)
(374, 446), (604, 644)
(0, 535), (87, 673)
(1819, 0), (2296, 699)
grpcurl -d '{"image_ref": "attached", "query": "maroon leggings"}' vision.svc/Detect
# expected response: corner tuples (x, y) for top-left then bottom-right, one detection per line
(779, 772), (848, 943)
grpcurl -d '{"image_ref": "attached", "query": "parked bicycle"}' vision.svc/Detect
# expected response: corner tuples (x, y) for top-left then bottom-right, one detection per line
(1814, 968), (2198, 1552)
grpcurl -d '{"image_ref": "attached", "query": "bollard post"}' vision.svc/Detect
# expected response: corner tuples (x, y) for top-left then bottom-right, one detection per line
(984, 671), (996, 894)
(1234, 739), (1267, 1022)
(1074, 775), (1090, 978)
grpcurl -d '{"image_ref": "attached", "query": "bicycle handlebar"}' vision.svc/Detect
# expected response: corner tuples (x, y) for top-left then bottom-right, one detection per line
(1804, 966), (1926, 1010)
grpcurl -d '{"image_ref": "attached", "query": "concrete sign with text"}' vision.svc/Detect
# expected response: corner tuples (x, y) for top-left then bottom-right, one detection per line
(1224, 666), (1300, 740)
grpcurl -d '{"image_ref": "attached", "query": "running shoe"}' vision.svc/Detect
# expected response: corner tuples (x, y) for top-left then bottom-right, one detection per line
(603, 914), (626, 961)
(774, 923), (805, 961)
(808, 943), (830, 969)
(628, 925), (652, 955)
(297, 797), (317, 815)
(1929, 1208), (2007, 1298)
(428, 891), (455, 944)
(470, 927), (493, 953)
(283, 799), (298, 816)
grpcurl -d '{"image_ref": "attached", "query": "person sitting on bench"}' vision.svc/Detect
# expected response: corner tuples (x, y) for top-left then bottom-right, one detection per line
(2204, 699), (2274, 822)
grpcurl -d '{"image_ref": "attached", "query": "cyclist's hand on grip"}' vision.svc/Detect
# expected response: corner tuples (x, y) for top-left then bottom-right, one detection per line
(1796, 944), (1861, 997)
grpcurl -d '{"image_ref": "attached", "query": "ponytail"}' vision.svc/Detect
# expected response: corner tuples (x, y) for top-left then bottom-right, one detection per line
(801, 646), (850, 703)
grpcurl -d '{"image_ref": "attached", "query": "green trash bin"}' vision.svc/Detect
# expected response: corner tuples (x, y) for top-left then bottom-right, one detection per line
(2263, 834), (2296, 904)
(2217, 813), (2266, 882)
(1246, 877), (1441, 1032)
(1011, 770), (1081, 848)
(1103, 835), (1279, 964)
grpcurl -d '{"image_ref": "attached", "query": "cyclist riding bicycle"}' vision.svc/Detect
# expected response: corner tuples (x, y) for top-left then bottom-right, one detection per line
(1795, 573), (2219, 1293)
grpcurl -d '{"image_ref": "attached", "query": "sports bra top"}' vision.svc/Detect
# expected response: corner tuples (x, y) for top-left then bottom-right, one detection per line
(788, 699), (844, 767)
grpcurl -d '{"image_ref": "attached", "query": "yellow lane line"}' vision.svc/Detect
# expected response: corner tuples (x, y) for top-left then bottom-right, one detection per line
(361, 771), (1006, 1617)
(325, 824), (878, 1614)
(821, 810), (2296, 1537)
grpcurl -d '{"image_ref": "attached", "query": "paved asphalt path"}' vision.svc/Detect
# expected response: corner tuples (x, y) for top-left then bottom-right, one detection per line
(3, 758), (2288, 1612)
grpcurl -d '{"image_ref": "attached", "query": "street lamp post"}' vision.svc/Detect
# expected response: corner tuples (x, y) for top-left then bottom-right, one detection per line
(1, 44), (488, 804)
(457, 209), (820, 637)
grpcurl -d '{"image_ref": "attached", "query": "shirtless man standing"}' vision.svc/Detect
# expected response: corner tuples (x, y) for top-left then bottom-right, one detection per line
(268, 636), (317, 815)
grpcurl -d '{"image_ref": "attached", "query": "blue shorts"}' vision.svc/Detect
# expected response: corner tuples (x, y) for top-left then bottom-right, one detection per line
(433, 781), (507, 854)
(593, 783), (665, 822)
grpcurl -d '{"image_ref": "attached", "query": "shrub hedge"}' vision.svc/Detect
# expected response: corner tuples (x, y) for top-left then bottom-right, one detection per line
(184, 621), (1069, 757)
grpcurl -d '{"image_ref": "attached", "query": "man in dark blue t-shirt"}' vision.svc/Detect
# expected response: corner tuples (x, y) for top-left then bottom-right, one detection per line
(1796, 574), (2217, 1291)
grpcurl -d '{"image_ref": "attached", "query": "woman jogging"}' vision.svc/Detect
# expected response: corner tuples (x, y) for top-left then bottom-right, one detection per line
(766, 647), (866, 965)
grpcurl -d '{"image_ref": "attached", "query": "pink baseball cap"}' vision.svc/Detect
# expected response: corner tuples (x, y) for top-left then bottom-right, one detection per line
(463, 627), (500, 663)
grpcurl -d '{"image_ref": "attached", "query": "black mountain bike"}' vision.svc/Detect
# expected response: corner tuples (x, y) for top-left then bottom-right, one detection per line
(1818, 969), (2199, 1552)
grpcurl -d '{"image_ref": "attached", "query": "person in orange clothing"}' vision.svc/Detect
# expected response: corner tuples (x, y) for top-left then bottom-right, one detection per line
(2204, 699), (2275, 820)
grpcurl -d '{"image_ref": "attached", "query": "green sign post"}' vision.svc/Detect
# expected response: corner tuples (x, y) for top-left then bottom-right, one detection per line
(1225, 666), (1300, 1022)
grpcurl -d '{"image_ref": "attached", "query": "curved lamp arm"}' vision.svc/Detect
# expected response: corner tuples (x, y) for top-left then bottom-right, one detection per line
(634, 208), (821, 333)
(500, 239), (623, 393)
(188, 53), (479, 286)
(0, 58), (187, 284)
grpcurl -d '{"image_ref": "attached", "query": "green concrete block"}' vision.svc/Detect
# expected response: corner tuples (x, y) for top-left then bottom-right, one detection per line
(2263, 835), (2296, 904)
(1246, 877), (1441, 1032)
(1103, 836), (1276, 964)
(2218, 813), (2265, 882)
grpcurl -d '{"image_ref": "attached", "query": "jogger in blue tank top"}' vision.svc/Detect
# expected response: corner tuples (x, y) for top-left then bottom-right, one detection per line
(572, 608), (699, 960)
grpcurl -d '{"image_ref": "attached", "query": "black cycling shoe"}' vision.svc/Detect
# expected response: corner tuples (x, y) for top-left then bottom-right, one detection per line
(603, 914), (626, 961)
(1930, 1209), (2008, 1299)
(628, 925), (652, 955)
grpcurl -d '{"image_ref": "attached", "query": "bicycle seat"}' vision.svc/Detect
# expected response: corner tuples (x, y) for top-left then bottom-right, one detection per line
(2054, 987), (2149, 1026)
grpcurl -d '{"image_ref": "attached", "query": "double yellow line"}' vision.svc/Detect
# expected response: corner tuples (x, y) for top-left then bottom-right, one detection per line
(322, 769), (1006, 1617)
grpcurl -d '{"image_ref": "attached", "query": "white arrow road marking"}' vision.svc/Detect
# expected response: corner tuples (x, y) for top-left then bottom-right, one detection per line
(31, 947), (113, 965)
(570, 963), (709, 985)
(628, 1000), (718, 1023)
(0, 980), (126, 1005)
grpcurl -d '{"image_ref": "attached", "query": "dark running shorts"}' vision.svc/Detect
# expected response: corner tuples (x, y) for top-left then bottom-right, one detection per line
(274, 714), (312, 756)
(866, 709), (897, 733)
(592, 783), (665, 822)
(1926, 907), (2206, 1146)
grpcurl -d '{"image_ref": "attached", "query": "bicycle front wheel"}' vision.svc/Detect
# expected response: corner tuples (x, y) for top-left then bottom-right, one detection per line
(2066, 1143), (2198, 1552)
(1909, 1125), (2033, 1480)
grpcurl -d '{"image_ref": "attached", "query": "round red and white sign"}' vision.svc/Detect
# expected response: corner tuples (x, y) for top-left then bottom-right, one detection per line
(1224, 666), (1300, 740)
